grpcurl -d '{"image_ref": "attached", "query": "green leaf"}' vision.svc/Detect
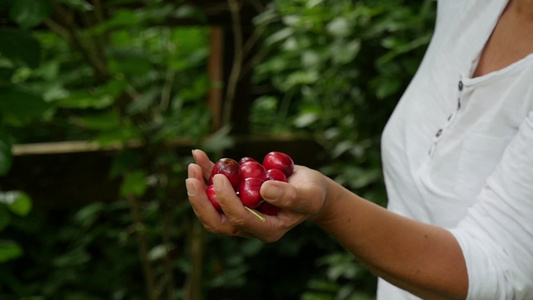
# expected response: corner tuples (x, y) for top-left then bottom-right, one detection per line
(10, 0), (52, 28)
(294, 112), (319, 128)
(282, 70), (319, 91)
(0, 28), (41, 68)
(126, 87), (159, 115)
(0, 240), (23, 263)
(374, 76), (402, 99)
(179, 75), (209, 101)
(173, 4), (206, 22)
(52, 247), (90, 267)
(0, 191), (32, 216)
(54, 92), (114, 109)
(0, 87), (51, 126)
(57, 0), (94, 11)
(327, 17), (351, 37)
(53, 79), (126, 109)
(306, 279), (339, 293)
(74, 202), (105, 227)
(91, 123), (141, 147)
(120, 171), (148, 197)
(265, 28), (294, 46)
(90, 9), (140, 35)
(305, 0), (324, 9)
(72, 110), (121, 130)
(330, 40), (361, 64)
(201, 125), (234, 153)
(148, 244), (171, 261)
(108, 57), (152, 76)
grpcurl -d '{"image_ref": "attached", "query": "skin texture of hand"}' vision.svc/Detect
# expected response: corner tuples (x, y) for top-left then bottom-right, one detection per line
(186, 149), (468, 300)
(186, 149), (328, 242)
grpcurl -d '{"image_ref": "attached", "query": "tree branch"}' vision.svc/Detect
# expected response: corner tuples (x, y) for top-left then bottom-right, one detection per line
(127, 194), (157, 300)
(47, 1), (109, 81)
(223, 0), (245, 127)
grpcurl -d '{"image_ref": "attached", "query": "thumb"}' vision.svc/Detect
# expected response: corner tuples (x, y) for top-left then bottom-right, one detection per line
(261, 180), (284, 202)
(261, 180), (316, 214)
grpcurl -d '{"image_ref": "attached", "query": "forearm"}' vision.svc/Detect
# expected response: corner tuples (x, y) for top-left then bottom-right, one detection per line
(312, 177), (468, 300)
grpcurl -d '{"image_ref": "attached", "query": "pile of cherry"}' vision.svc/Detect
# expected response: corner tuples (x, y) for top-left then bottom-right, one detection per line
(206, 151), (294, 216)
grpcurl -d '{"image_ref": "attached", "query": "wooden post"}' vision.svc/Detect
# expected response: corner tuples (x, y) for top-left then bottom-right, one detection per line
(207, 26), (225, 130)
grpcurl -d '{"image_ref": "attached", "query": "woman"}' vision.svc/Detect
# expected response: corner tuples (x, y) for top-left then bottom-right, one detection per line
(186, 0), (533, 299)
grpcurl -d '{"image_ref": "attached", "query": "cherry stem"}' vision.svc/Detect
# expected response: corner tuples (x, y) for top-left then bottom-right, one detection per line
(244, 206), (266, 223)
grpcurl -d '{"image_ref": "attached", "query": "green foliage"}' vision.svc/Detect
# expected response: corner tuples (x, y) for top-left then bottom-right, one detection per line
(251, 0), (435, 197)
(0, 28), (41, 68)
(0, 202), (147, 299)
(249, 0), (435, 298)
(0, 191), (32, 216)
(9, 0), (52, 29)
(0, 191), (33, 263)
(0, 0), (37, 265)
(0, 240), (22, 263)
(0, 0), (435, 299)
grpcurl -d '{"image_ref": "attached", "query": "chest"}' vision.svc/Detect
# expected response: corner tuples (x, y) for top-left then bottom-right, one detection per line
(473, 1), (533, 77)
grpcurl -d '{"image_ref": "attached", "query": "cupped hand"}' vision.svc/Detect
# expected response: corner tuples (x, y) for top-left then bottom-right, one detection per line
(186, 149), (329, 242)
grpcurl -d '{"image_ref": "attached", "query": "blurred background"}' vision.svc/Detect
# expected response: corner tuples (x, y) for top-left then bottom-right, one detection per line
(0, 0), (435, 299)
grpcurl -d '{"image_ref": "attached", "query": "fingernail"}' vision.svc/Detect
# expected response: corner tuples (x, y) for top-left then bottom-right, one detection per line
(263, 184), (281, 201)
(185, 179), (195, 196)
(213, 174), (225, 191)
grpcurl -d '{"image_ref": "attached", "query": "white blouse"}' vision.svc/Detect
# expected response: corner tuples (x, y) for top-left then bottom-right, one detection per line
(378, 0), (533, 299)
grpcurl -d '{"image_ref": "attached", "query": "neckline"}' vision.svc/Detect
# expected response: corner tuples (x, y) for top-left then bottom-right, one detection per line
(468, 0), (511, 80)
(464, 53), (533, 86)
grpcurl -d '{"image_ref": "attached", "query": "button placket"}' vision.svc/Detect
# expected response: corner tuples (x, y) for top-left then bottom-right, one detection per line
(457, 79), (463, 111)
(428, 77), (464, 157)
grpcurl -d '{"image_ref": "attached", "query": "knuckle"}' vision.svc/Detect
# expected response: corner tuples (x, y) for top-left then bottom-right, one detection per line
(283, 189), (298, 207)
(203, 224), (217, 233)
(228, 216), (247, 227)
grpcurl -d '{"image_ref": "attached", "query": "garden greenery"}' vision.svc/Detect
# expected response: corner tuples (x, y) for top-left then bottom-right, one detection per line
(0, 0), (435, 299)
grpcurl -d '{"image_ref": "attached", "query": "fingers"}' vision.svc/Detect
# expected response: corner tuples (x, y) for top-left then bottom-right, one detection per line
(186, 173), (270, 239)
(185, 177), (227, 231)
(187, 153), (325, 243)
(186, 165), (239, 235)
(188, 163), (205, 188)
(212, 175), (273, 238)
(191, 149), (215, 180)
(212, 174), (304, 243)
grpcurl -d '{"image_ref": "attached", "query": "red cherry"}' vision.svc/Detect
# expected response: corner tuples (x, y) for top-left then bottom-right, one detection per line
(239, 157), (257, 165)
(257, 201), (280, 215)
(209, 158), (241, 189)
(266, 168), (288, 182)
(238, 177), (264, 208)
(263, 152), (294, 177)
(240, 161), (267, 180)
(205, 185), (222, 211)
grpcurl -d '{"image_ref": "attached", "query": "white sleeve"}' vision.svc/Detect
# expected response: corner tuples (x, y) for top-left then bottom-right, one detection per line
(449, 111), (533, 299)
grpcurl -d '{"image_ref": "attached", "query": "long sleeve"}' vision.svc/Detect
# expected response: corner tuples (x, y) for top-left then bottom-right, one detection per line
(450, 111), (533, 300)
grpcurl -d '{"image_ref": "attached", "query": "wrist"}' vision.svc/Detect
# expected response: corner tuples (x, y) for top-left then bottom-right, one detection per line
(309, 176), (346, 226)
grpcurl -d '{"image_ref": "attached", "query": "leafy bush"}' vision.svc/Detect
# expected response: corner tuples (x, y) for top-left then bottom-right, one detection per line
(0, 0), (436, 299)
(248, 0), (435, 298)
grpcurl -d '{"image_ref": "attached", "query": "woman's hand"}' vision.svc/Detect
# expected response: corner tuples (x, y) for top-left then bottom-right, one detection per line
(186, 149), (330, 242)
(186, 150), (468, 299)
